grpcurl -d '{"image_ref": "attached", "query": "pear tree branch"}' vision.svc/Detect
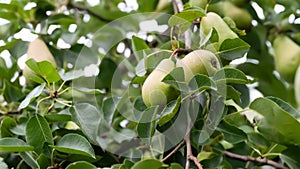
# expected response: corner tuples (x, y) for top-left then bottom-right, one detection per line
(223, 151), (288, 169)
(185, 121), (203, 169)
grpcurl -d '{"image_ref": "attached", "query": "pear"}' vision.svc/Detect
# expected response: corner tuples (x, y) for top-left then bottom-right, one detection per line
(176, 50), (221, 82)
(208, 2), (252, 31)
(23, 38), (57, 83)
(273, 35), (300, 82)
(142, 59), (179, 107)
(200, 12), (238, 49)
(223, 2), (252, 30)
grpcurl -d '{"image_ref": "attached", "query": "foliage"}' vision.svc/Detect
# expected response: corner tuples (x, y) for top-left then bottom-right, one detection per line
(0, 0), (300, 169)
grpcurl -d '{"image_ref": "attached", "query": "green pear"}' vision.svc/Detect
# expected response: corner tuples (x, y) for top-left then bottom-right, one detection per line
(208, 2), (252, 30)
(295, 66), (300, 107)
(273, 35), (300, 82)
(200, 12), (238, 49)
(23, 38), (57, 83)
(223, 2), (252, 30)
(176, 50), (221, 82)
(142, 59), (179, 107)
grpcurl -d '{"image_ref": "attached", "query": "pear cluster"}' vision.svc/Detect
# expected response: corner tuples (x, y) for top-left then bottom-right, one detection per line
(142, 50), (221, 107)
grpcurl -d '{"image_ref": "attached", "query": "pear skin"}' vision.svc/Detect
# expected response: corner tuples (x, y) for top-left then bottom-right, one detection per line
(142, 59), (179, 107)
(273, 36), (300, 82)
(200, 12), (238, 49)
(176, 50), (221, 82)
(223, 2), (252, 30)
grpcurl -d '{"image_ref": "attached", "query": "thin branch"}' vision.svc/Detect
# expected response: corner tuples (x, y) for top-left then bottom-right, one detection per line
(161, 140), (185, 162)
(223, 151), (288, 169)
(67, 1), (111, 22)
(185, 124), (203, 169)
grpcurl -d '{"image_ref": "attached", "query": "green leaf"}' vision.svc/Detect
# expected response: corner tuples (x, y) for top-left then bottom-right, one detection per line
(0, 138), (34, 152)
(137, 0), (159, 12)
(162, 67), (187, 91)
(170, 163), (184, 169)
(8, 40), (29, 59)
(131, 159), (163, 169)
(0, 117), (16, 137)
(197, 151), (216, 162)
(188, 74), (216, 92)
(0, 11), (17, 20)
(267, 96), (300, 119)
(37, 154), (51, 169)
(132, 35), (150, 61)
(45, 113), (72, 122)
(3, 80), (24, 103)
(217, 122), (247, 144)
(26, 114), (54, 153)
(158, 97), (181, 126)
(66, 161), (97, 169)
(168, 7), (206, 27)
(26, 58), (61, 83)
(19, 83), (46, 109)
(213, 67), (249, 84)
(219, 38), (250, 60)
(51, 133), (95, 158)
(224, 111), (254, 133)
(20, 152), (40, 169)
(281, 147), (300, 169)
(250, 97), (300, 145)
(70, 103), (102, 145)
(226, 85), (241, 102)
(137, 106), (158, 140)
(96, 58), (118, 90)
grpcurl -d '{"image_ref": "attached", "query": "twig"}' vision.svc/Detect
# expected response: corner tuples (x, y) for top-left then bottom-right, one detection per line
(161, 140), (185, 162)
(223, 151), (288, 169)
(67, 1), (111, 22)
(185, 125), (203, 169)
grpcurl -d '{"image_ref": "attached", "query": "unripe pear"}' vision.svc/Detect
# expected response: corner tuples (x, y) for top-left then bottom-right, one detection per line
(142, 59), (179, 107)
(223, 2), (252, 30)
(176, 50), (221, 82)
(273, 35), (300, 82)
(200, 12), (238, 48)
(23, 38), (57, 83)
(208, 3), (252, 31)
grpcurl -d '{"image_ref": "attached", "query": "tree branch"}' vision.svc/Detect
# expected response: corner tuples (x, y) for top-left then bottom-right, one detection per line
(223, 151), (288, 169)
(161, 140), (185, 162)
(185, 124), (203, 169)
(67, 1), (111, 22)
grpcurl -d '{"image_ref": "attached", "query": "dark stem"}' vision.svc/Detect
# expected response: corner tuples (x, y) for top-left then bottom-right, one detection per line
(161, 140), (185, 162)
(223, 151), (288, 169)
